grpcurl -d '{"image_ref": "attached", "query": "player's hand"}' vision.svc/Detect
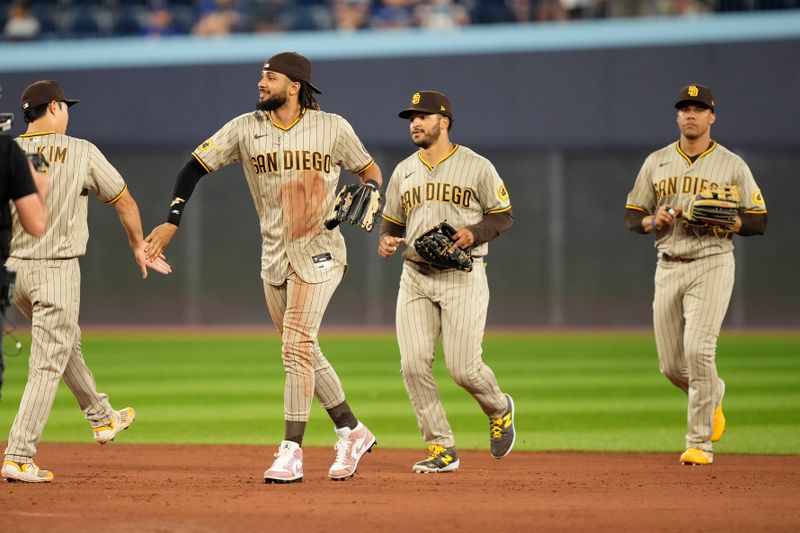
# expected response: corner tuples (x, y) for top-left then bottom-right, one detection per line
(379, 236), (405, 258)
(144, 223), (178, 261)
(449, 227), (475, 251)
(652, 206), (682, 231)
(133, 241), (172, 279)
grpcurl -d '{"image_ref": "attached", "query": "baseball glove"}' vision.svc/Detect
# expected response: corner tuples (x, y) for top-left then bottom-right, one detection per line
(682, 185), (740, 232)
(414, 222), (473, 272)
(324, 181), (382, 232)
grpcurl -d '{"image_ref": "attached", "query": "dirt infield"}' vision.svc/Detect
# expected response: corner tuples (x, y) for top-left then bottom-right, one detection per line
(1, 444), (798, 532)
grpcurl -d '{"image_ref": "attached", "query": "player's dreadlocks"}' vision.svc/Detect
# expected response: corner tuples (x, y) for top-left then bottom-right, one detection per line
(298, 81), (320, 111)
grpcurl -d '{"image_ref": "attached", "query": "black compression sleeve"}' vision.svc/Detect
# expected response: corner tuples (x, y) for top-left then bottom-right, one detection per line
(737, 212), (767, 236)
(166, 157), (209, 226)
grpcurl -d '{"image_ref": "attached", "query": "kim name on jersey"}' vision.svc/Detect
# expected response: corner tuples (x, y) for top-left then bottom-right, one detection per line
(250, 150), (332, 175)
(653, 175), (726, 199)
(401, 182), (475, 213)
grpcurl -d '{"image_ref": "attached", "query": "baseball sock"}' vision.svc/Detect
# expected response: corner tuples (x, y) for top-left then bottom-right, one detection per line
(284, 421), (307, 446)
(326, 401), (358, 430)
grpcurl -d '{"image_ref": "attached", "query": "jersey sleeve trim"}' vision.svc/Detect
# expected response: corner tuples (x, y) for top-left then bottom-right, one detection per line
(486, 205), (512, 215)
(743, 208), (767, 214)
(626, 204), (648, 213)
(105, 184), (128, 205)
(382, 214), (406, 226)
(354, 159), (375, 175)
(192, 152), (212, 173)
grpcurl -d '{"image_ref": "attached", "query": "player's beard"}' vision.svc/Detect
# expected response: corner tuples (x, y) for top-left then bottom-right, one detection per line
(413, 121), (442, 149)
(256, 93), (287, 112)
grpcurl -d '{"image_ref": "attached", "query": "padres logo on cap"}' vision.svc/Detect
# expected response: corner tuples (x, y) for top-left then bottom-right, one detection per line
(411, 93), (421, 104)
(688, 85), (699, 97)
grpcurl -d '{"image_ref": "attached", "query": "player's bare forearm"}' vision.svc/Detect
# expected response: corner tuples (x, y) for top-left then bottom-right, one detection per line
(114, 192), (172, 278)
(144, 223), (178, 261)
(358, 162), (383, 189)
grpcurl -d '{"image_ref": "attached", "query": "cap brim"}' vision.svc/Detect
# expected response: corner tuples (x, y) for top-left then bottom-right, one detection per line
(308, 83), (321, 94)
(398, 108), (437, 119)
(675, 99), (712, 110)
(65, 99), (79, 107)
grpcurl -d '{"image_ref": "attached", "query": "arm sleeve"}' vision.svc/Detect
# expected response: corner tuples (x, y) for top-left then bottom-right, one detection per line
(737, 212), (767, 236)
(166, 157), (210, 226)
(379, 218), (406, 241)
(466, 210), (513, 246)
(7, 140), (38, 200)
(625, 208), (648, 234)
(334, 117), (373, 174)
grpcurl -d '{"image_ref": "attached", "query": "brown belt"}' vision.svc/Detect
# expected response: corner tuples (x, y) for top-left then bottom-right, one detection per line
(661, 254), (697, 263)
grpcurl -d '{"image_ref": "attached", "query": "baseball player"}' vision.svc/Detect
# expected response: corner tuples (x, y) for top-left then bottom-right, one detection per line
(144, 52), (380, 483)
(625, 84), (767, 465)
(1, 80), (171, 483)
(378, 91), (516, 473)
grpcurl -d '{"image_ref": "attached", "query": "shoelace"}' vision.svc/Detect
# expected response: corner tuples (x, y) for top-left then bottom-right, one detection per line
(332, 436), (352, 466)
(490, 417), (506, 440)
(426, 445), (446, 461)
(272, 446), (295, 465)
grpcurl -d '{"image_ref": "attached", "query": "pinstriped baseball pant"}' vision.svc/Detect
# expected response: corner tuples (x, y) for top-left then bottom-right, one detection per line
(653, 253), (732, 452)
(4, 258), (115, 463)
(396, 262), (507, 449)
(263, 266), (347, 422)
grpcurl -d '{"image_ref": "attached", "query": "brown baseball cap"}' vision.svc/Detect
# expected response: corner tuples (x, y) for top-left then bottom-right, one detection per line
(675, 83), (715, 112)
(398, 91), (453, 120)
(21, 80), (79, 111)
(263, 52), (321, 94)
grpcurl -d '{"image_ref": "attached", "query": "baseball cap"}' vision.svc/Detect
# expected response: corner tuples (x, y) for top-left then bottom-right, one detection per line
(263, 52), (321, 94)
(675, 84), (715, 112)
(398, 91), (453, 120)
(20, 80), (79, 111)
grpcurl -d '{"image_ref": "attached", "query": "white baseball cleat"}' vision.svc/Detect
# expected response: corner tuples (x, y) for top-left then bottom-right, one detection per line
(93, 407), (136, 444)
(328, 421), (377, 481)
(2, 460), (54, 483)
(264, 440), (304, 484)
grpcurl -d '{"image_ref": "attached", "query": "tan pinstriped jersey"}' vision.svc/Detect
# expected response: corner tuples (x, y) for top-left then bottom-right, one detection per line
(11, 132), (127, 259)
(382, 145), (511, 261)
(192, 108), (373, 284)
(626, 141), (767, 259)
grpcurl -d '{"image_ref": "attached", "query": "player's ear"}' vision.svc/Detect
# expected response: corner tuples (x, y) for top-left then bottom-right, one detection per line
(708, 111), (716, 125)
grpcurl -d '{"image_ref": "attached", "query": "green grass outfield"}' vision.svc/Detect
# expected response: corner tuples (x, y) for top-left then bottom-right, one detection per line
(1, 330), (798, 454)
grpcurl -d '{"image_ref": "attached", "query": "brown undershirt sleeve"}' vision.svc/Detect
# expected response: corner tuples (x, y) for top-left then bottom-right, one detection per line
(379, 218), (406, 241)
(626, 209), (648, 234)
(466, 209), (514, 246)
(737, 212), (767, 236)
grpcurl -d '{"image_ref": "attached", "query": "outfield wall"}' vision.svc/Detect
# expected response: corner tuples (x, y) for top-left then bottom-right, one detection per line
(1, 13), (798, 327)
